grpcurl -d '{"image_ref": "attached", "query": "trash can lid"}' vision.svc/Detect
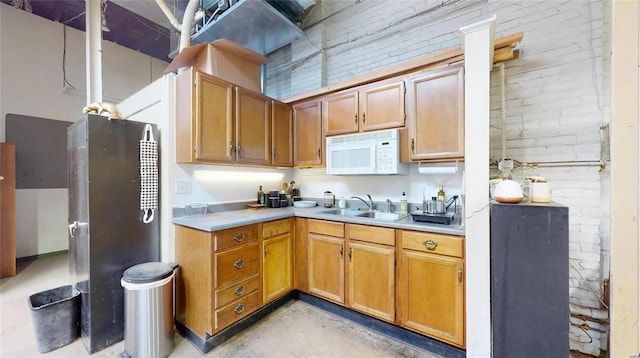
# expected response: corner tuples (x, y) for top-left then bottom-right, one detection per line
(123, 262), (174, 284)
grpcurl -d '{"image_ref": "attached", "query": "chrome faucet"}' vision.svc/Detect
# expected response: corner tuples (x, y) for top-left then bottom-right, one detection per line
(386, 199), (393, 213)
(351, 194), (374, 211)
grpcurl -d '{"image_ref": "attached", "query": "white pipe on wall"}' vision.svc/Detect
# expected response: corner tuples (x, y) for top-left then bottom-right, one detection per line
(85, 0), (103, 105)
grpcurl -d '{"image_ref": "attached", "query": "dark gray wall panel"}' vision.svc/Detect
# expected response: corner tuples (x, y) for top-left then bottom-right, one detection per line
(5, 114), (73, 189)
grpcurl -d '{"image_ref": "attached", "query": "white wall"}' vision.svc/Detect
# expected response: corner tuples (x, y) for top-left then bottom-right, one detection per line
(266, 0), (611, 355)
(0, 3), (168, 257)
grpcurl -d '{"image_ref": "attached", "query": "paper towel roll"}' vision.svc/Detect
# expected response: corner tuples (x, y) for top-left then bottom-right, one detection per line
(417, 163), (459, 174)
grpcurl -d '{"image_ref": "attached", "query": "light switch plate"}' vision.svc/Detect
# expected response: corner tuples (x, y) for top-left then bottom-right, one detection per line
(176, 179), (191, 194)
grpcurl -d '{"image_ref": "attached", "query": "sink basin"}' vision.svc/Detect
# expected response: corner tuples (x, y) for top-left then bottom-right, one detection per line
(319, 209), (368, 217)
(356, 211), (408, 222)
(319, 209), (407, 222)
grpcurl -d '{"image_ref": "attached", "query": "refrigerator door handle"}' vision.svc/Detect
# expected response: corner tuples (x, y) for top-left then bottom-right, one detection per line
(68, 221), (88, 238)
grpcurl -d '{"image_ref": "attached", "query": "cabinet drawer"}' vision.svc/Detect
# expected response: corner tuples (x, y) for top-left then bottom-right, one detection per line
(214, 274), (259, 309)
(214, 243), (260, 288)
(214, 290), (260, 331)
(263, 218), (292, 238)
(308, 219), (344, 237)
(347, 224), (395, 246)
(400, 231), (464, 258)
(214, 225), (258, 252)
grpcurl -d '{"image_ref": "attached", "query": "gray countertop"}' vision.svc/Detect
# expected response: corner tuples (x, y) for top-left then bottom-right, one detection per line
(172, 205), (465, 236)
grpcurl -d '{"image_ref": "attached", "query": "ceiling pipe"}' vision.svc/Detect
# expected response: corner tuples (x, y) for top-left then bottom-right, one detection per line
(179, 0), (200, 53)
(86, 0), (103, 105)
(155, 0), (180, 31)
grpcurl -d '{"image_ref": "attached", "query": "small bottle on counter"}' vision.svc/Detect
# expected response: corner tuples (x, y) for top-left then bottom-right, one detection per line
(257, 185), (264, 204)
(338, 197), (346, 209)
(437, 185), (445, 202)
(400, 192), (408, 214)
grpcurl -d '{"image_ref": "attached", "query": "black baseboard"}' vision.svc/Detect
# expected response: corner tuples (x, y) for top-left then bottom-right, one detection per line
(176, 290), (465, 357)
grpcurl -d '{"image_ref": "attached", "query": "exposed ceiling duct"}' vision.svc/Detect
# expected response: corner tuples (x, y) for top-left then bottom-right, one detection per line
(187, 0), (312, 56)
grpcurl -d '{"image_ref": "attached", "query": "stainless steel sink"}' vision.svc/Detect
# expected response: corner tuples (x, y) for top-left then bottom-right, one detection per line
(319, 209), (408, 222)
(356, 211), (408, 221)
(318, 209), (367, 217)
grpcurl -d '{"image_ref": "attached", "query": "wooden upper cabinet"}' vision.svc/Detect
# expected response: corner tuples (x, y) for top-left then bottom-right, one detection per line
(323, 89), (359, 136)
(271, 100), (293, 167)
(176, 69), (235, 163)
(323, 78), (405, 136)
(359, 79), (405, 132)
(235, 87), (271, 165)
(292, 99), (323, 167)
(407, 65), (464, 160)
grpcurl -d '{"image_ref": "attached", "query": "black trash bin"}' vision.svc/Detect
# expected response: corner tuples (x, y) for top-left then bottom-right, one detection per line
(28, 285), (80, 353)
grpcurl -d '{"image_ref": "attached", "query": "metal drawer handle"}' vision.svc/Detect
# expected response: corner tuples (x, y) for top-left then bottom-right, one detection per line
(234, 303), (245, 314)
(233, 259), (245, 269)
(423, 240), (438, 250)
(233, 233), (245, 243)
(234, 285), (246, 296)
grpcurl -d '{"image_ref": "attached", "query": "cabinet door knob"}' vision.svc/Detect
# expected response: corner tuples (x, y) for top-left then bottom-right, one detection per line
(422, 240), (438, 250)
(272, 148), (277, 161)
(411, 138), (415, 153)
(233, 233), (245, 242)
(233, 259), (245, 269)
(233, 303), (245, 314)
(234, 285), (246, 296)
(264, 245), (268, 258)
(457, 267), (463, 283)
(340, 244), (344, 258)
(362, 112), (366, 124)
(229, 141), (234, 156)
(348, 247), (352, 261)
(317, 148), (321, 159)
(354, 113), (357, 124)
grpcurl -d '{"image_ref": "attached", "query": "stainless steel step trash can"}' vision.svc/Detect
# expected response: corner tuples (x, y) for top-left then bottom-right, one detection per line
(28, 285), (80, 353)
(121, 262), (177, 358)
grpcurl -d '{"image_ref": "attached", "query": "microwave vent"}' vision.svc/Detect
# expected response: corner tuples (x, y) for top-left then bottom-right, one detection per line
(326, 129), (398, 145)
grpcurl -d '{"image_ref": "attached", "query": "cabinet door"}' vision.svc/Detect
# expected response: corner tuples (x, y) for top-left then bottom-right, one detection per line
(347, 241), (395, 322)
(293, 100), (323, 167)
(196, 72), (235, 162)
(397, 250), (464, 347)
(360, 80), (405, 132)
(308, 234), (344, 304)
(272, 100), (293, 167)
(407, 66), (464, 160)
(0, 143), (16, 278)
(323, 89), (359, 136)
(263, 233), (292, 303)
(236, 87), (271, 165)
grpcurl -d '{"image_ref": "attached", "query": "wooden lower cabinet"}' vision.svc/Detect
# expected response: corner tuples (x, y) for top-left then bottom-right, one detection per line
(262, 219), (293, 303)
(308, 233), (345, 304)
(346, 223), (396, 323)
(347, 241), (395, 322)
(175, 224), (262, 337)
(176, 218), (465, 349)
(397, 230), (465, 348)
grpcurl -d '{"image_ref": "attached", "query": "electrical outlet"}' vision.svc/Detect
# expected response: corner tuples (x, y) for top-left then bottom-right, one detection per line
(176, 179), (191, 194)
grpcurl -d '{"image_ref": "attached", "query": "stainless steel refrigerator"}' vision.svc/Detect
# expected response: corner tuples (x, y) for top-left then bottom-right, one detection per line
(67, 114), (160, 353)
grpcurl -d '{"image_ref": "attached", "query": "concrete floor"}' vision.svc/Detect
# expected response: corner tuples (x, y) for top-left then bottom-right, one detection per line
(0, 253), (441, 357)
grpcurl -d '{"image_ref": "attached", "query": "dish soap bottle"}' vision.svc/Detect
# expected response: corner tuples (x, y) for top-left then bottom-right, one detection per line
(437, 185), (445, 202)
(400, 192), (408, 214)
(257, 185), (264, 204)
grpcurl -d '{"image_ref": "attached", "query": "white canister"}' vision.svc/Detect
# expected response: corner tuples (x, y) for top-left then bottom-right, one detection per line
(524, 182), (551, 203)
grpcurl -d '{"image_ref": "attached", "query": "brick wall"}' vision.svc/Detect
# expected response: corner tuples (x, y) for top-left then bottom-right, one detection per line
(265, 0), (610, 355)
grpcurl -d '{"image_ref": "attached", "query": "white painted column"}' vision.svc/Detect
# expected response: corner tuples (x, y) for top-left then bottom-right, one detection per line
(610, 0), (640, 355)
(85, 0), (103, 105)
(459, 16), (495, 357)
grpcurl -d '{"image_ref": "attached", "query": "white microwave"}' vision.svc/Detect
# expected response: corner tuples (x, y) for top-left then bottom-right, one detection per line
(326, 129), (408, 175)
